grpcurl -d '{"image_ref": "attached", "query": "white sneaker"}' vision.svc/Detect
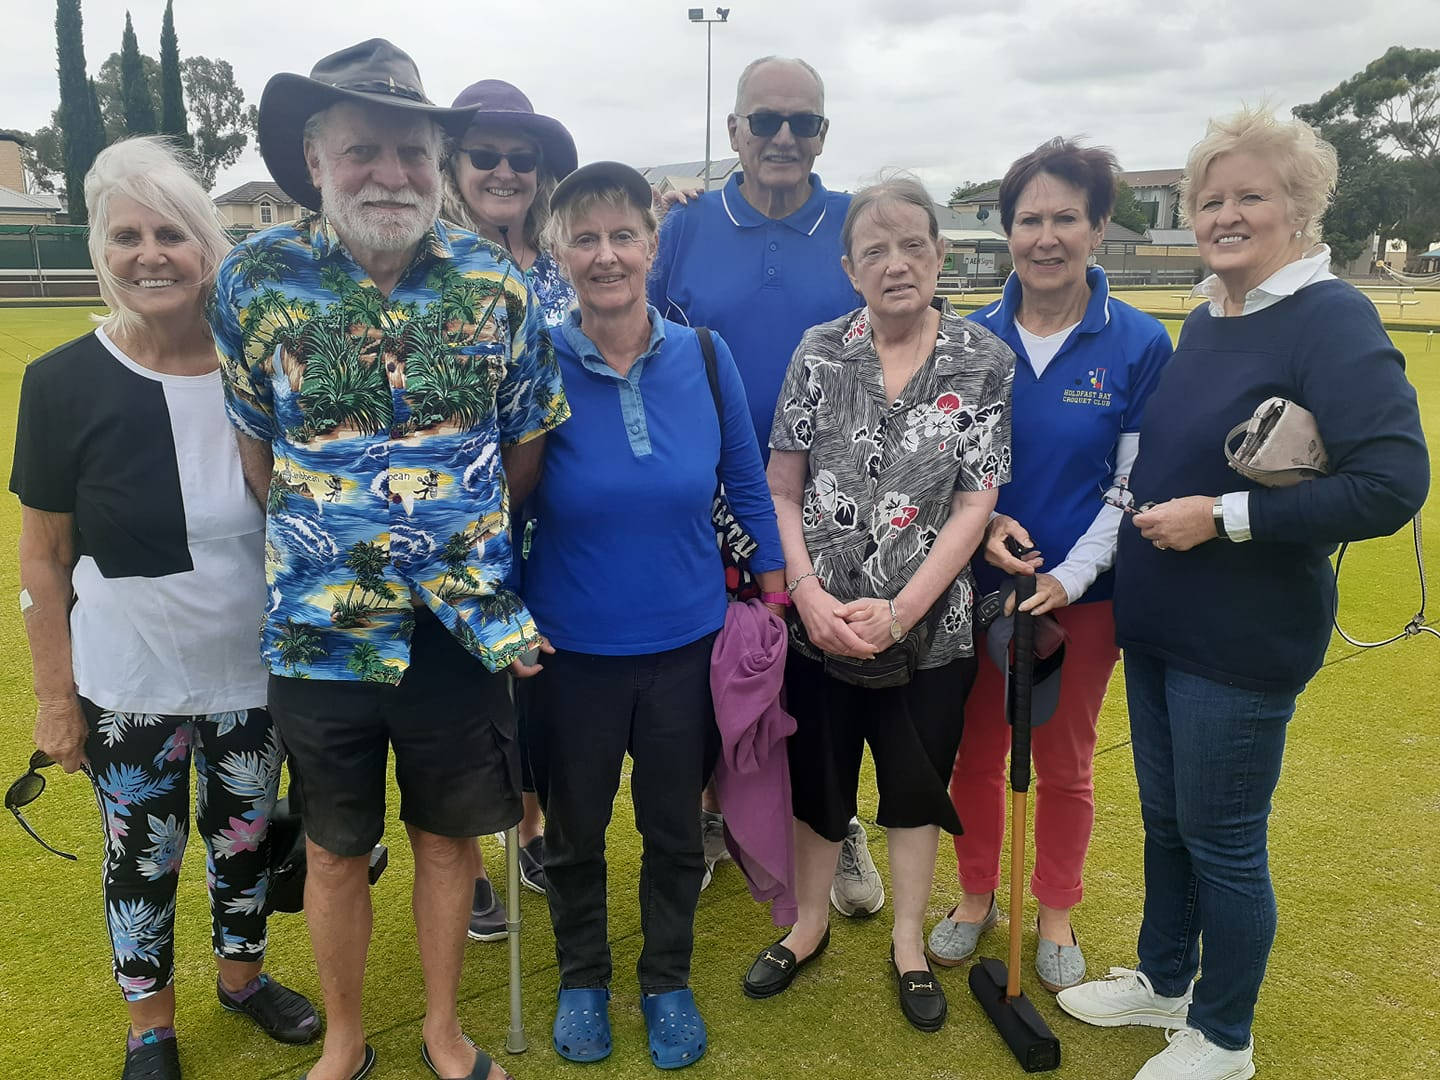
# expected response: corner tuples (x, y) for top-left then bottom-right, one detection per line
(1056, 967), (1192, 1030)
(829, 818), (884, 916)
(699, 809), (728, 892)
(1135, 1027), (1255, 1080)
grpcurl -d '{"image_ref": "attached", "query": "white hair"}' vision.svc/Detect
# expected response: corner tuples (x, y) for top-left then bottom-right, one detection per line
(1180, 104), (1338, 246)
(733, 56), (826, 114)
(85, 136), (231, 340)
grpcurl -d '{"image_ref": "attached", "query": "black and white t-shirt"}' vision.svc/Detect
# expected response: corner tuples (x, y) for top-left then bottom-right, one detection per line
(770, 302), (1015, 666)
(10, 328), (268, 713)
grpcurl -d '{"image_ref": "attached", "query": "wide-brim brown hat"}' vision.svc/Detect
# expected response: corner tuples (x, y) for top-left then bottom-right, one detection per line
(259, 38), (476, 211)
(449, 80), (578, 179)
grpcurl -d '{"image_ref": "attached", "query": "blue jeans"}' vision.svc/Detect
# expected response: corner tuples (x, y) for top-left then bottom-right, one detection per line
(1124, 650), (1298, 1051)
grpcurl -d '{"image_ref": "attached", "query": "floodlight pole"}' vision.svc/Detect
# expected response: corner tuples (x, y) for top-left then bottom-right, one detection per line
(689, 8), (731, 190)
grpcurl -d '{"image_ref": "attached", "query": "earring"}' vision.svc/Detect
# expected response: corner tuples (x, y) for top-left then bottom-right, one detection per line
(1294, 230), (1303, 239)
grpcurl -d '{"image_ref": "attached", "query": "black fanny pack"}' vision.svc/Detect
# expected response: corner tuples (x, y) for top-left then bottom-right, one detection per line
(790, 593), (947, 690)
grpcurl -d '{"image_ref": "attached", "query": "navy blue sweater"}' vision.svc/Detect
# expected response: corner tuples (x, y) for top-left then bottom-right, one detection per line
(1114, 279), (1429, 691)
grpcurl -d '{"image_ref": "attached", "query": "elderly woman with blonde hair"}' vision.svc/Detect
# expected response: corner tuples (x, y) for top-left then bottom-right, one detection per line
(11, 137), (319, 1080)
(1056, 107), (1428, 1080)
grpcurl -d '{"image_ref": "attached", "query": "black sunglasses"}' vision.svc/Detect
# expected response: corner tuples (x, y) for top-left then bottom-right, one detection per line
(6, 749), (79, 861)
(462, 148), (539, 174)
(1100, 477), (1155, 516)
(738, 112), (825, 139)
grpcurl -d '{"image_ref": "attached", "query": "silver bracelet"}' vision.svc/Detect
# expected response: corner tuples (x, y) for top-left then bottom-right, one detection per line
(786, 571), (820, 593)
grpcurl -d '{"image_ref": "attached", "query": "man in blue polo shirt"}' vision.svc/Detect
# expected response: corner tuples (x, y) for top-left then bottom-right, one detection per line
(648, 55), (879, 917)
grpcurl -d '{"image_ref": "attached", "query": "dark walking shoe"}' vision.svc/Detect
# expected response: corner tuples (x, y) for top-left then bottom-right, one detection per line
(217, 974), (322, 1044)
(892, 946), (947, 1032)
(467, 877), (508, 942)
(741, 926), (830, 999)
(122, 1028), (181, 1080)
(518, 834), (547, 894)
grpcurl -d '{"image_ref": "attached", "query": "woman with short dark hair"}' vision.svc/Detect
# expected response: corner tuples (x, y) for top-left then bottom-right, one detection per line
(931, 138), (1173, 993)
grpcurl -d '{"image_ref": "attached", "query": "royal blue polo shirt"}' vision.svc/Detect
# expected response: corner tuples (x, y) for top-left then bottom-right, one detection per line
(650, 172), (859, 452)
(523, 307), (784, 655)
(966, 266), (1172, 603)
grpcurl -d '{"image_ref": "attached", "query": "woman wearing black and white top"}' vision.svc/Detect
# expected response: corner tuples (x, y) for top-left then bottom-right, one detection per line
(743, 176), (1015, 1032)
(11, 138), (318, 1080)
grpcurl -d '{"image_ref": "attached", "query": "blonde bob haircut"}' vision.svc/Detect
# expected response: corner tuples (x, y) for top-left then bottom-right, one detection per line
(1179, 105), (1338, 246)
(85, 136), (232, 340)
(542, 185), (659, 282)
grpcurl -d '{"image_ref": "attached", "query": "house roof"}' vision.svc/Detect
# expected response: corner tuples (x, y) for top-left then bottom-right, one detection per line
(1102, 221), (1147, 244)
(934, 203), (1003, 233)
(1147, 228), (1197, 246)
(639, 157), (741, 184)
(951, 185), (1000, 205)
(213, 181), (297, 206)
(0, 185), (62, 212)
(1119, 168), (1183, 188)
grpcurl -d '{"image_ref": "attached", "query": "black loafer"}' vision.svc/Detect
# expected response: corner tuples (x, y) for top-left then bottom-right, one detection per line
(218, 974), (322, 1044)
(892, 946), (947, 1032)
(742, 926), (830, 999)
(122, 1033), (181, 1080)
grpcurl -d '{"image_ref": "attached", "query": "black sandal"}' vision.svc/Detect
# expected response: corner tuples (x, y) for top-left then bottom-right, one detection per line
(422, 1034), (511, 1079)
(218, 974), (322, 1044)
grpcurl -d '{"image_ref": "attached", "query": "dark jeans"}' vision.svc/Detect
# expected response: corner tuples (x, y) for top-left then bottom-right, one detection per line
(520, 633), (717, 994)
(1125, 650), (1298, 1050)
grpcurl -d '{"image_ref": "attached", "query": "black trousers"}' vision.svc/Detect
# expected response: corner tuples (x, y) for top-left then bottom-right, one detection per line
(520, 633), (717, 993)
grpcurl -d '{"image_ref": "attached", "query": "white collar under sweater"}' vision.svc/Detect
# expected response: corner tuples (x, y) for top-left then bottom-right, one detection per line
(1190, 244), (1335, 317)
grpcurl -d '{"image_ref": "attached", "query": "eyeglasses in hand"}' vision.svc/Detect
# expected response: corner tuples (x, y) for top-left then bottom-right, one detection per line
(1100, 476), (1155, 516)
(5, 749), (81, 861)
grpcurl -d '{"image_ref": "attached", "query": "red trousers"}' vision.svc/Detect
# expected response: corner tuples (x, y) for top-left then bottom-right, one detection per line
(949, 600), (1119, 910)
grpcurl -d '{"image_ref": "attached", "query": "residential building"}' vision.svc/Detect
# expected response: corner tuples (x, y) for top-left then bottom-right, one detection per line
(212, 181), (302, 230)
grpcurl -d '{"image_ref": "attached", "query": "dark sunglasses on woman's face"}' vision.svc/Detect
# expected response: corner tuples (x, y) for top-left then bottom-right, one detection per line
(5, 749), (79, 861)
(462, 148), (539, 174)
(739, 111), (825, 139)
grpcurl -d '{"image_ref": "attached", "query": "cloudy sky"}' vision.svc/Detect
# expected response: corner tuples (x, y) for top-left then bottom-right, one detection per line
(5, 0), (1439, 199)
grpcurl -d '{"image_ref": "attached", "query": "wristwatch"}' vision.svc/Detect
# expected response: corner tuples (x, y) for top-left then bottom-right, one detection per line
(1212, 496), (1230, 540)
(887, 598), (905, 642)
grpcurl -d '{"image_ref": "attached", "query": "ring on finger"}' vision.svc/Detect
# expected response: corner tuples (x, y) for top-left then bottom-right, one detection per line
(1154, 540), (1167, 550)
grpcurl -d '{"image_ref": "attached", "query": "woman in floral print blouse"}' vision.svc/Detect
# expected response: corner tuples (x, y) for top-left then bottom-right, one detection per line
(743, 175), (1015, 1033)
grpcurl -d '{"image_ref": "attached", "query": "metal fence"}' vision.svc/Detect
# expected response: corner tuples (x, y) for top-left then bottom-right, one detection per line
(0, 223), (255, 298)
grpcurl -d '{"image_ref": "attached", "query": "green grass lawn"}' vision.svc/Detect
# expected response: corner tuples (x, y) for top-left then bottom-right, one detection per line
(0, 308), (1436, 1080)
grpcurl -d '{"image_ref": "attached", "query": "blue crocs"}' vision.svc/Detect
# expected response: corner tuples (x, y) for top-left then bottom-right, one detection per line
(641, 988), (707, 1070)
(553, 987), (612, 1063)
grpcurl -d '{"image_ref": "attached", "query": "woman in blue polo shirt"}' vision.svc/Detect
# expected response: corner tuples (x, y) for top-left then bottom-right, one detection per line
(929, 139), (1172, 990)
(519, 162), (786, 1070)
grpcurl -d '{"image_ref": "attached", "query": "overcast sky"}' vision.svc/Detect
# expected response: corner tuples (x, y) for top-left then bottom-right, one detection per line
(5, 0), (1439, 199)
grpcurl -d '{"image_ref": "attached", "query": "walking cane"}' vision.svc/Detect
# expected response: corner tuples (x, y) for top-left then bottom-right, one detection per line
(968, 572), (1061, 1072)
(504, 825), (527, 1053)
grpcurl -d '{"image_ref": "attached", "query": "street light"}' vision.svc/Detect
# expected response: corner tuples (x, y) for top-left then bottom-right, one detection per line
(688, 7), (730, 191)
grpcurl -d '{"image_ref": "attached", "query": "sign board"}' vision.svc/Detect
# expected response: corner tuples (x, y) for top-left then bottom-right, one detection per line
(963, 253), (996, 275)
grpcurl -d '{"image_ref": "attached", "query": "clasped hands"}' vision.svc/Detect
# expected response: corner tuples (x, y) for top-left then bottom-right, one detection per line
(793, 579), (897, 659)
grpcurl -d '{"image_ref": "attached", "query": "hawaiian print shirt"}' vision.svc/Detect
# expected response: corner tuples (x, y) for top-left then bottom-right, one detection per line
(526, 250), (575, 329)
(770, 300), (1015, 666)
(211, 213), (569, 681)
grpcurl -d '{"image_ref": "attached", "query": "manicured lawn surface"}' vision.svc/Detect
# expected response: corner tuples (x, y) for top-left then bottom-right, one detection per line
(951, 286), (1440, 330)
(0, 307), (1435, 1079)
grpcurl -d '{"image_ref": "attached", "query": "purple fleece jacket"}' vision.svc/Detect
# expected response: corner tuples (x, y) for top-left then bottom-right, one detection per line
(710, 599), (797, 926)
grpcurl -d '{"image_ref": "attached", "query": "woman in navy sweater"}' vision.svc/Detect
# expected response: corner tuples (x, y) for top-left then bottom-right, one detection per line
(1057, 108), (1428, 1080)
(518, 162), (786, 1070)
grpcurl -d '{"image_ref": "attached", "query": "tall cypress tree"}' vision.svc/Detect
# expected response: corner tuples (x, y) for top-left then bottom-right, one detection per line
(55, 0), (105, 224)
(158, 0), (188, 144)
(119, 11), (157, 135)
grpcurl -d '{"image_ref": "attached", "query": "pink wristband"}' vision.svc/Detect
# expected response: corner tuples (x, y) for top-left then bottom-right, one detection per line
(760, 591), (791, 607)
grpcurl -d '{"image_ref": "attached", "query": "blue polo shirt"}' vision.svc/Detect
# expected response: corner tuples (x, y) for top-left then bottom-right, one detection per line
(966, 266), (1172, 603)
(650, 172), (859, 452)
(523, 307), (784, 654)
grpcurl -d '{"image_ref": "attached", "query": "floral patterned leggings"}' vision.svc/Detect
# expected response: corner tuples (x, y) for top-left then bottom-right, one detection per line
(80, 701), (283, 1001)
